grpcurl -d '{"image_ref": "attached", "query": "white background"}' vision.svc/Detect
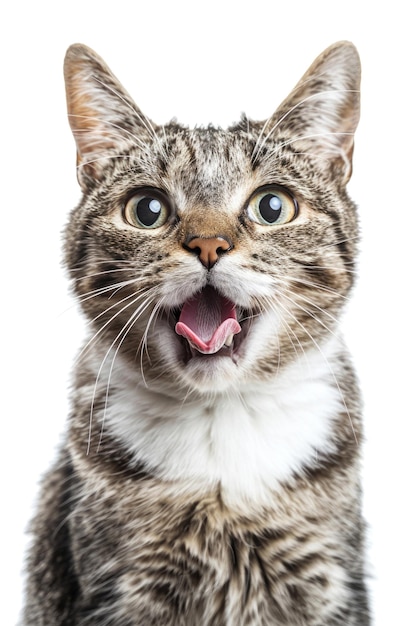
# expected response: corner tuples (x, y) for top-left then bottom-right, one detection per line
(2, 1), (416, 624)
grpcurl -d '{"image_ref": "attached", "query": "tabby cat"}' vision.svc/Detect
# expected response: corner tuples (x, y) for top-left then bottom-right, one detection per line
(22, 41), (370, 625)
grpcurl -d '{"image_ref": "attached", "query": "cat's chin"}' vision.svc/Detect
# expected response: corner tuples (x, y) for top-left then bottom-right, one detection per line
(179, 352), (240, 393)
(168, 333), (241, 393)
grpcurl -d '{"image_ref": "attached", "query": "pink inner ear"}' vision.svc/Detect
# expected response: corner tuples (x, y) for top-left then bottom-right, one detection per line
(175, 287), (241, 354)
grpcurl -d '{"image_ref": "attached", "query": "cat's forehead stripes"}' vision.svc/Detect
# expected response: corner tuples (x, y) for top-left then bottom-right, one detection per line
(158, 128), (256, 207)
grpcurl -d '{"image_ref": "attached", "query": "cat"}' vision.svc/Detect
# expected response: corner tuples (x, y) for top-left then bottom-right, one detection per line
(22, 41), (370, 625)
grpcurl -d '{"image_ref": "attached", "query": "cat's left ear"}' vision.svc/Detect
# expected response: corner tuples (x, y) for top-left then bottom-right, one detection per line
(264, 41), (361, 183)
(64, 44), (156, 191)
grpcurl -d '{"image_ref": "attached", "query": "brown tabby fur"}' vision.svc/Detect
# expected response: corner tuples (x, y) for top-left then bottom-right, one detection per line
(22, 42), (370, 625)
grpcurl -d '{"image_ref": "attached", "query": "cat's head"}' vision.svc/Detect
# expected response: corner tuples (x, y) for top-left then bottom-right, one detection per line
(64, 42), (360, 395)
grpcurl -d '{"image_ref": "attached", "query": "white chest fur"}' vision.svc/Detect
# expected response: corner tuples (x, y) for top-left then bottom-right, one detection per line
(101, 337), (344, 507)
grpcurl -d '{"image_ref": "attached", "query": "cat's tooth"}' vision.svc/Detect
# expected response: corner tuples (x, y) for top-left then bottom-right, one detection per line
(223, 334), (234, 348)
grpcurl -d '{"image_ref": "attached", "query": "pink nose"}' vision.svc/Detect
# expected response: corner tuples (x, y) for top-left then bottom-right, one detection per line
(184, 236), (232, 269)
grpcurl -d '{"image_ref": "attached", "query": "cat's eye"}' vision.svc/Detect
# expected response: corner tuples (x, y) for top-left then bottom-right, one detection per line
(247, 186), (298, 226)
(124, 190), (170, 229)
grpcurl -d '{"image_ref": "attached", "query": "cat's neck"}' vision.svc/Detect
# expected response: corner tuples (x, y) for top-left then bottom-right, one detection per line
(89, 335), (344, 509)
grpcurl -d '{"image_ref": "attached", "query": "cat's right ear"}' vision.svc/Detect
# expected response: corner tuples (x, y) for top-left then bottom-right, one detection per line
(64, 44), (154, 191)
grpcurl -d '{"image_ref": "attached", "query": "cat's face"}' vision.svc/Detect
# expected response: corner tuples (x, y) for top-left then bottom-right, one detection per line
(64, 43), (360, 395)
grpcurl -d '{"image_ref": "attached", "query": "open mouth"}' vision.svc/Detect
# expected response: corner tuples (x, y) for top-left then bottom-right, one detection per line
(172, 286), (251, 362)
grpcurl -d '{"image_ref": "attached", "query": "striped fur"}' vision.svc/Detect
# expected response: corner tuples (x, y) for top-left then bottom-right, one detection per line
(22, 42), (370, 625)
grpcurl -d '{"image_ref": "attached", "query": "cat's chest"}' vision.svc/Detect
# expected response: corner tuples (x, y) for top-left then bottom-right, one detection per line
(71, 479), (349, 626)
(99, 337), (343, 507)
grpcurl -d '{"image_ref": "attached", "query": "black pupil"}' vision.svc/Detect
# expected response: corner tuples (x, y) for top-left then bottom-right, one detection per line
(136, 197), (162, 226)
(259, 194), (282, 223)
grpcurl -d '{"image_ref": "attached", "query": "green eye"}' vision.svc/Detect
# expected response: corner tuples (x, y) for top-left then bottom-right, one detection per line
(124, 190), (170, 229)
(247, 186), (298, 226)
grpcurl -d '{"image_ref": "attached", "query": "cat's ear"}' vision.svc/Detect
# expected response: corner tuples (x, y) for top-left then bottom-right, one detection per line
(264, 41), (361, 183)
(64, 44), (155, 190)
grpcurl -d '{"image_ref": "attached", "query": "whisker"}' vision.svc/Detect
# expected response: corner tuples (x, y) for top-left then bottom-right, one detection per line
(76, 279), (142, 305)
(87, 292), (157, 454)
(138, 298), (168, 387)
(68, 258), (136, 273)
(299, 263), (358, 276)
(288, 276), (350, 301)
(70, 268), (134, 283)
(75, 287), (157, 368)
(96, 295), (157, 452)
(57, 277), (141, 319)
(287, 291), (341, 327)
(269, 292), (358, 444)
(274, 290), (337, 340)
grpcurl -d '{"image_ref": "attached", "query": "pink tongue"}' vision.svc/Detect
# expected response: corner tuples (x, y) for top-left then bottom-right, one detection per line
(175, 287), (241, 354)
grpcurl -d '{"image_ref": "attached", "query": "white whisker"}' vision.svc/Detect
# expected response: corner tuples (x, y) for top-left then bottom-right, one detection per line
(138, 298), (167, 388)
(269, 292), (358, 444)
(96, 295), (158, 452)
(87, 291), (158, 454)
(75, 286), (157, 368)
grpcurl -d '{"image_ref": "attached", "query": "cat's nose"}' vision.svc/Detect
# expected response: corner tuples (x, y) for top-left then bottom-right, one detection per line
(184, 236), (233, 269)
